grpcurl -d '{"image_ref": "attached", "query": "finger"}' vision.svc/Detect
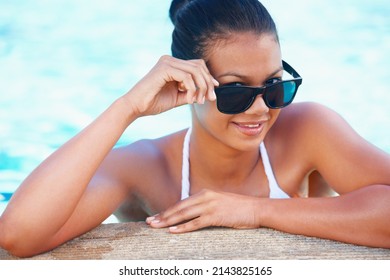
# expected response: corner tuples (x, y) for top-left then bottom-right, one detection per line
(145, 214), (158, 225)
(146, 197), (191, 225)
(177, 81), (198, 105)
(148, 202), (203, 229)
(156, 188), (216, 222)
(211, 77), (219, 100)
(163, 66), (198, 104)
(161, 193), (204, 217)
(186, 60), (213, 103)
(169, 59), (210, 104)
(177, 82), (186, 92)
(169, 217), (207, 233)
(159, 56), (215, 103)
(175, 86), (193, 107)
(194, 59), (218, 101)
(147, 194), (205, 228)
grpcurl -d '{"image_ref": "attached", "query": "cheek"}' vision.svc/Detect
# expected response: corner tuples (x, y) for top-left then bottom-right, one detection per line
(193, 101), (230, 128)
(268, 109), (281, 127)
(194, 100), (216, 118)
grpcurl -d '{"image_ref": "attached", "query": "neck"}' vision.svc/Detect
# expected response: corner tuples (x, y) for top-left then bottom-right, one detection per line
(188, 125), (261, 191)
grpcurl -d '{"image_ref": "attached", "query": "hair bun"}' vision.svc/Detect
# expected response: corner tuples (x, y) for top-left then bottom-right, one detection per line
(169, 0), (193, 24)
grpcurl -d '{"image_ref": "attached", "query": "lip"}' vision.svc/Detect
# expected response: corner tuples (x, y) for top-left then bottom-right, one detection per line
(232, 120), (267, 136)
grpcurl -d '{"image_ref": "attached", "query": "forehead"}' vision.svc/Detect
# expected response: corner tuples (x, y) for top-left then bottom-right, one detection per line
(206, 32), (281, 79)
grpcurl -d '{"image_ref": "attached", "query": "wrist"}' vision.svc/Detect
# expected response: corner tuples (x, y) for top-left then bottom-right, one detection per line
(252, 197), (272, 228)
(116, 94), (142, 125)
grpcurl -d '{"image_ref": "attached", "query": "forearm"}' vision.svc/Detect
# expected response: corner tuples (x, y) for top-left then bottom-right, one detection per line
(0, 96), (137, 245)
(258, 185), (390, 248)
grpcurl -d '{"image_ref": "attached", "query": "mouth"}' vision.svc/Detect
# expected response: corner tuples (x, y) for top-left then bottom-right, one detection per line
(232, 121), (267, 136)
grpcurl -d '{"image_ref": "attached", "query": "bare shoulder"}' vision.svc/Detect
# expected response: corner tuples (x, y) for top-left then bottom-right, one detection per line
(107, 129), (187, 191)
(270, 102), (390, 193)
(275, 102), (341, 129)
(271, 102), (358, 145)
(268, 102), (336, 151)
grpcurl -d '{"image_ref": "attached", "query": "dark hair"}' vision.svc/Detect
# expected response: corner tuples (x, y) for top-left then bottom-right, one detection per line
(169, 0), (279, 60)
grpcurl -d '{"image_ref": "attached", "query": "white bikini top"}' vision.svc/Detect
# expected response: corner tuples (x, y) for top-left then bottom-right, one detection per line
(181, 127), (290, 200)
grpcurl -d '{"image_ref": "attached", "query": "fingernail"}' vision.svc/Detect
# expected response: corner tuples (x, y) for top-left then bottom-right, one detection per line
(178, 82), (186, 92)
(197, 95), (204, 104)
(169, 226), (178, 232)
(211, 90), (216, 101)
(212, 78), (219, 86)
(197, 96), (203, 104)
(201, 96), (205, 104)
(151, 219), (160, 224)
(146, 216), (155, 223)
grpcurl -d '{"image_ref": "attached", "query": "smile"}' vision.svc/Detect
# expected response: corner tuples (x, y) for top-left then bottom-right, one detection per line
(232, 121), (266, 136)
(241, 124), (260, 128)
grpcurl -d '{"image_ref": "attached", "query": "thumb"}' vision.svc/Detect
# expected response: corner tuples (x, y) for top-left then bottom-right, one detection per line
(175, 91), (191, 107)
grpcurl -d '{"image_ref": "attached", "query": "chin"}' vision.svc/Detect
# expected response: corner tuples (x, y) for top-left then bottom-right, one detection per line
(227, 131), (266, 152)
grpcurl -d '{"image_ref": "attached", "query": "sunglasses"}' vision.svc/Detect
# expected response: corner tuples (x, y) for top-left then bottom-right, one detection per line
(214, 61), (302, 114)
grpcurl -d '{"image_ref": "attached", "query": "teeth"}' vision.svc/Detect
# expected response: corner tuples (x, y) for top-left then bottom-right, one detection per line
(244, 124), (259, 128)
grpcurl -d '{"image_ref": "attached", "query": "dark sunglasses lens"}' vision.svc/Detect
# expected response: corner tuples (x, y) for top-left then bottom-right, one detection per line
(216, 88), (253, 114)
(265, 81), (296, 108)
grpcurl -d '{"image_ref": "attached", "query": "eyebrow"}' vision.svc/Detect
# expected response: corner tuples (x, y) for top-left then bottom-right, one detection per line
(216, 66), (283, 81)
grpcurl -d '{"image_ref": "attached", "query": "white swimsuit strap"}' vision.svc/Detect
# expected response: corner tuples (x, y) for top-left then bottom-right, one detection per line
(181, 127), (192, 200)
(259, 142), (290, 199)
(181, 127), (289, 200)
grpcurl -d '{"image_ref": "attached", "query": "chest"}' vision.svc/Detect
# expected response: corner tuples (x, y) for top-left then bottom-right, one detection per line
(188, 158), (272, 198)
(116, 141), (310, 221)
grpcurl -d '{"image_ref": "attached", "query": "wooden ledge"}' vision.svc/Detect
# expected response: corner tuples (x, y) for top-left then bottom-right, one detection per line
(1, 222), (389, 260)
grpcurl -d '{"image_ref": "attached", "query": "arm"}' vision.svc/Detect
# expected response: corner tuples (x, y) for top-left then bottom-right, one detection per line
(0, 56), (218, 257)
(258, 184), (390, 248)
(147, 185), (390, 248)
(0, 99), (135, 257)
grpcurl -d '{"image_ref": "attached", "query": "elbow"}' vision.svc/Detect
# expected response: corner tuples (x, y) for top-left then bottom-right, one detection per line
(0, 217), (45, 258)
(0, 218), (20, 257)
(0, 217), (13, 254)
(338, 184), (390, 249)
(0, 221), (25, 258)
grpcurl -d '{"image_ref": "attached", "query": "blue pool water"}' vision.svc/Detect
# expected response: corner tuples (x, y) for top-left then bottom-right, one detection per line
(1, 0), (389, 214)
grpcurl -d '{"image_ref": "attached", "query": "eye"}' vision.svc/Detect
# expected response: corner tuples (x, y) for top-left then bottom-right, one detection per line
(265, 77), (282, 85)
(224, 82), (244, 87)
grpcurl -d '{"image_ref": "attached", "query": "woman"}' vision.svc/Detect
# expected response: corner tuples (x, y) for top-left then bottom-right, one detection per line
(1, 0), (389, 257)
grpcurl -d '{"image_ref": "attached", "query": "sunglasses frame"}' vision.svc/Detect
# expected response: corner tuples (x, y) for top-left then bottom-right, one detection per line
(215, 60), (303, 114)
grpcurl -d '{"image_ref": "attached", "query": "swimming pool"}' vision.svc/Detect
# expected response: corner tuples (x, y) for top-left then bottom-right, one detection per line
(1, 0), (389, 214)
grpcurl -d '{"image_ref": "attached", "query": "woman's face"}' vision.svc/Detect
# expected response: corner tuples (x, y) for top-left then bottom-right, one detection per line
(192, 32), (283, 152)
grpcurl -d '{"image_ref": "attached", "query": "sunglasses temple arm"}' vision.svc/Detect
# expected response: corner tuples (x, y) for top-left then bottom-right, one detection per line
(282, 60), (301, 79)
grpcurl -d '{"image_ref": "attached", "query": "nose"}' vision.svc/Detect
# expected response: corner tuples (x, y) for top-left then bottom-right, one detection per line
(244, 95), (269, 115)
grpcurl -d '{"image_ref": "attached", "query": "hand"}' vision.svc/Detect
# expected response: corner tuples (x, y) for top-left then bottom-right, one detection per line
(146, 189), (261, 233)
(123, 55), (219, 117)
